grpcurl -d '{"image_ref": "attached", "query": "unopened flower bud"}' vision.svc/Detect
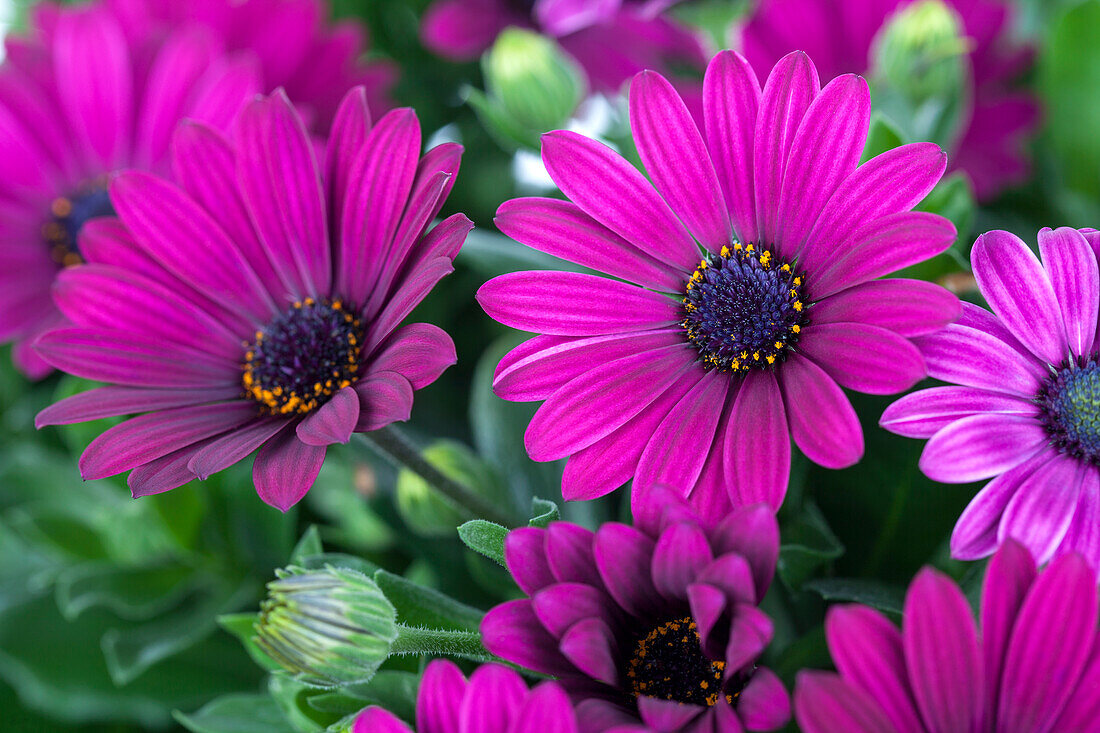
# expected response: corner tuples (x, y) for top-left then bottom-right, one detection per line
(255, 565), (397, 688)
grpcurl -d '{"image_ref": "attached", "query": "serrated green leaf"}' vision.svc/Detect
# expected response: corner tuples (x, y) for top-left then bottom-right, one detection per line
(457, 520), (508, 567)
(803, 577), (906, 616)
(374, 570), (484, 631)
(175, 693), (295, 733)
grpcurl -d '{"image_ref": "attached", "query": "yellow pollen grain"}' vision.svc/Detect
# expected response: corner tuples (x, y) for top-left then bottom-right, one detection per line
(51, 197), (72, 217)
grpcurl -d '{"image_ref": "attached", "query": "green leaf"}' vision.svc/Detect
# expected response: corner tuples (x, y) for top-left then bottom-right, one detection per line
(469, 333), (565, 512)
(54, 561), (199, 621)
(304, 691), (367, 715)
(102, 579), (259, 685)
(457, 520), (508, 567)
(7, 508), (108, 561)
(175, 693), (295, 733)
(290, 527), (324, 565)
(803, 577), (906, 616)
(342, 671), (419, 724)
(217, 613), (282, 673)
(860, 111), (905, 162)
(1040, 0), (1100, 199)
(528, 498), (560, 528)
(374, 570), (484, 631)
(268, 675), (333, 733)
(777, 502), (844, 590)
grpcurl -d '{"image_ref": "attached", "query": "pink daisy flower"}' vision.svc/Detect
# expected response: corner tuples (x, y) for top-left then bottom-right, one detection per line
(795, 540), (1100, 732)
(882, 227), (1100, 568)
(477, 50), (959, 513)
(354, 660), (582, 732)
(420, 0), (707, 95)
(34, 87), (468, 510)
(739, 0), (1040, 200)
(0, 0), (394, 377)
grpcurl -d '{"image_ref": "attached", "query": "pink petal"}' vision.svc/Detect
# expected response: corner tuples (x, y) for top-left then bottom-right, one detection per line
(778, 354), (863, 469)
(918, 413), (1047, 483)
(296, 386), (361, 447)
(1038, 226), (1099, 358)
(725, 370), (789, 510)
(252, 426), (326, 511)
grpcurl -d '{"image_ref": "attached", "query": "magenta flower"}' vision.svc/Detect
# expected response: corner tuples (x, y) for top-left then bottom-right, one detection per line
(353, 659), (581, 733)
(33, 87), (468, 510)
(420, 0), (707, 95)
(481, 487), (790, 731)
(477, 51), (959, 512)
(0, 0), (394, 378)
(739, 0), (1039, 200)
(882, 228), (1100, 568)
(795, 540), (1100, 732)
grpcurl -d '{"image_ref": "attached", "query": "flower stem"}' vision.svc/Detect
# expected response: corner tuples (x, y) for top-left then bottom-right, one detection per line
(357, 426), (518, 527)
(390, 625), (495, 663)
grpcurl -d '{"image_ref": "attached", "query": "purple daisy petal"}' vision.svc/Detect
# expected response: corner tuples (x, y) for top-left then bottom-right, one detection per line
(753, 51), (819, 255)
(825, 605), (923, 733)
(296, 385), (360, 447)
(972, 229), (1068, 365)
(703, 50), (761, 243)
(997, 552), (1098, 730)
(354, 371), (414, 433)
(594, 523), (661, 618)
(369, 323), (457, 391)
(495, 198), (685, 292)
(881, 386), (1037, 439)
(417, 658), (465, 733)
(779, 353), (863, 469)
(919, 413), (1048, 483)
(1038, 226), (1099, 358)
(913, 322), (1048, 397)
(997, 453), (1082, 564)
(635, 371), (729, 495)
(724, 370), (789, 510)
(630, 70), (729, 249)
(79, 402), (256, 480)
(737, 667), (791, 732)
(524, 343), (692, 461)
(252, 426), (326, 511)
(35, 384), (241, 427)
(559, 617), (620, 686)
(712, 505), (779, 602)
(481, 600), (577, 678)
(795, 671), (895, 733)
(1049, 639), (1100, 731)
(352, 708), (410, 733)
(533, 582), (614, 638)
(796, 323), (926, 395)
(778, 74), (869, 260)
(652, 521), (713, 600)
(540, 130), (698, 268)
(187, 417), (286, 481)
(950, 451), (1055, 561)
(813, 212), (957, 299)
(811, 279), (961, 338)
(979, 538), (1036, 727)
(459, 664), (528, 733)
(510, 682), (581, 733)
(1057, 469), (1100, 570)
(725, 603), (774, 672)
(545, 522), (602, 586)
(477, 271), (682, 337)
(637, 696), (704, 730)
(504, 527), (555, 596)
(903, 568), (983, 733)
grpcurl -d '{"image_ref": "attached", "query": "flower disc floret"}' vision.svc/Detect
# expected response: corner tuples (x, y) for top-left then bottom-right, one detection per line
(627, 616), (740, 707)
(682, 243), (806, 373)
(243, 298), (364, 416)
(1037, 359), (1100, 464)
(43, 178), (114, 268)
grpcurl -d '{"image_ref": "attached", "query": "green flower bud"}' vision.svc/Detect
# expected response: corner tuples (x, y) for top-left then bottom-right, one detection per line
(467, 28), (587, 150)
(871, 0), (970, 147)
(396, 440), (502, 537)
(255, 565), (397, 688)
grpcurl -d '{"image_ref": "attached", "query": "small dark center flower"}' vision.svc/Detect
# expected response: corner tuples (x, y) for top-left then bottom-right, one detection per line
(43, 178), (114, 267)
(681, 242), (807, 374)
(242, 297), (364, 416)
(1038, 358), (1100, 464)
(626, 616), (739, 707)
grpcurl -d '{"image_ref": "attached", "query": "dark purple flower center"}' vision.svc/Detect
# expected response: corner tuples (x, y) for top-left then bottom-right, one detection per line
(625, 616), (739, 707)
(508, 0), (536, 16)
(1038, 358), (1100, 464)
(681, 243), (807, 374)
(43, 179), (114, 267)
(242, 298), (364, 415)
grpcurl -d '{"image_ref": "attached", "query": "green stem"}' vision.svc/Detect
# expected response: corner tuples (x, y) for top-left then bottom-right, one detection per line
(390, 625), (495, 663)
(358, 426), (517, 527)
